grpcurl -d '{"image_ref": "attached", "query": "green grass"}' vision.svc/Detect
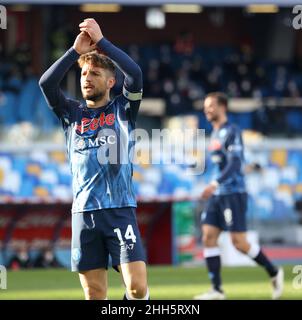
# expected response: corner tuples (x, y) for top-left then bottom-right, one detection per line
(0, 265), (301, 300)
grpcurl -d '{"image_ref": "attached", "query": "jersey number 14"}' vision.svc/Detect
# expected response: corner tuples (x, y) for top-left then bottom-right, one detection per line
(114, 225), (137, 245)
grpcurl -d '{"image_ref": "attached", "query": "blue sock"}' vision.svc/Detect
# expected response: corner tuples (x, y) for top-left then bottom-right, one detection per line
(204, 247), (222, 292)
(253, 250), (278, 277)
(248, 243), (278, 278)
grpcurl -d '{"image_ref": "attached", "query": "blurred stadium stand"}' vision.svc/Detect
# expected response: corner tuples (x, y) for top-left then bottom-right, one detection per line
(0, 140), (301, 223)
(2, 45), (302, 134)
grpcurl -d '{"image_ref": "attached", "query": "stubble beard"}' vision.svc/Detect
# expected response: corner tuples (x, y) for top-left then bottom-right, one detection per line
(82, 88), (106, 102)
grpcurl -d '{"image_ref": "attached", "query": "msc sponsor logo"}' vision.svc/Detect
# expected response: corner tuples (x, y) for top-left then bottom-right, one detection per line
(88, 135), (116, 148)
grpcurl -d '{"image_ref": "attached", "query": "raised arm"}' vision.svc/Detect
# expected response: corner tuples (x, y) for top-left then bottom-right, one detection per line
(39, 32), (96, 112)
(79, 19), (143, 99)
(39, 49), (79, 110)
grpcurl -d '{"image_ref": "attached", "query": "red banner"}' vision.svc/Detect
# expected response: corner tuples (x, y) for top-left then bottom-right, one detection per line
(0, 203), (173, 264)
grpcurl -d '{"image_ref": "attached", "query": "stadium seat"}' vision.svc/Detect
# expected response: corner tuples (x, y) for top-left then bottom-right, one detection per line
(3, 170), (21, 195)
(18, 179), (34, 197)
(35, 93), (59, 133)
(286, 110), (302, 133)
(0, 92), (18, 126)
(280, 167), (298, 185)
(271, 149), (287, 168)
(235, 112), (254, 130)
(254, 193), (274, 221)
(54, 249), (71, 269)
(17, 78), (40, 123)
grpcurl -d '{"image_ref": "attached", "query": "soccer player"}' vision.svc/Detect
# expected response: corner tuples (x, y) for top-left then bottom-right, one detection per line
(194, 92), (284, 300)
(39, 19), (149, 300)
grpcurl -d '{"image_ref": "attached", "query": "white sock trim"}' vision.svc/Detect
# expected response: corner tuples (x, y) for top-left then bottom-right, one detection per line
(247, 243), (260, 259)
(204, 247), (220, 258)
(126, 287), (149, 300)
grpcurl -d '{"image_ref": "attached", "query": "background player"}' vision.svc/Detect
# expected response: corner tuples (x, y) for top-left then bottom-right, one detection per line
(39, 18), (149, 300)
(194, 92), (284, 300)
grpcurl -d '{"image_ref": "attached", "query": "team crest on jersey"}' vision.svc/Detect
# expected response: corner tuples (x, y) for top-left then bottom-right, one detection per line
(72, 248), (82, 262)
(219, 128), (227, 138)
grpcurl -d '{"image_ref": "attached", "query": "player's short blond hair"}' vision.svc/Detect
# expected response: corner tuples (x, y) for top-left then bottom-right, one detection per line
(78, 51), (116, 76)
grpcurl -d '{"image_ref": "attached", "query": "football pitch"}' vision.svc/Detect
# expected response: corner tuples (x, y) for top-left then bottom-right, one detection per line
(0, 265), (301, 300)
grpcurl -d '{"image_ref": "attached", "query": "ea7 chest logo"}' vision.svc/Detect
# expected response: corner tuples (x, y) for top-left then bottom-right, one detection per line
(76, 112), (115, 134)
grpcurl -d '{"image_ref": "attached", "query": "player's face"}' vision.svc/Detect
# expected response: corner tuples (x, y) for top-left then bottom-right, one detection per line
(204, 97), (224, 123)
(80, 63), (115, 101)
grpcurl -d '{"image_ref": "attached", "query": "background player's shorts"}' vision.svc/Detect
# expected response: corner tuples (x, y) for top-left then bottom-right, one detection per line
(201, 192), (248, 232)
(71, 207), (146, 272)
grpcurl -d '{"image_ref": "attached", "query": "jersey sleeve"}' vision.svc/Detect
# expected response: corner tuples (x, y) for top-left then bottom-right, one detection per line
(39, 48), (80, 123)
(225, 126), (244, 159)
(97, 38), (143, 122)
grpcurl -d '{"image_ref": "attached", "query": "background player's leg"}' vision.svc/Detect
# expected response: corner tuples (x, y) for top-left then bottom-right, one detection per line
(231, 232), (283, 299)
(194, 224), (224, 299)
(230, 194), (279, 279)
(231, 232), (278, 276)
(202, 224), (223, 292)
(79, 268), (108, 300)
(119, 261), (149, 300)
